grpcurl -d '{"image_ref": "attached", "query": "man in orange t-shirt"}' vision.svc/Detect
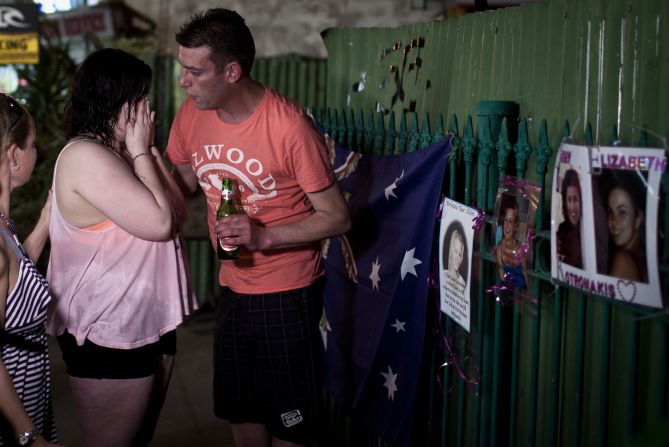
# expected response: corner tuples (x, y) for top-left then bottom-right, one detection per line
(166, 8), (350, 447)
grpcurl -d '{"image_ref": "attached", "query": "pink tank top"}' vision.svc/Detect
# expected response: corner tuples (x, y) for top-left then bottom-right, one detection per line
(46, 147), (198, 349)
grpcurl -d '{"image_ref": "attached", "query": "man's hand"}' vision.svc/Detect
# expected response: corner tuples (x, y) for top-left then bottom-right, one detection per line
(214, 214), (267, 252)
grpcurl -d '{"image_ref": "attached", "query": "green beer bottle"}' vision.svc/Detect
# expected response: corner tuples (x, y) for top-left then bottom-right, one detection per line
(216, 177), (240, 260)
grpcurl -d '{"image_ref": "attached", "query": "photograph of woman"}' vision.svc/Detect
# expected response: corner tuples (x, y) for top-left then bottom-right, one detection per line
(598, 169), (648, 283)
(494, 195), (528, 289)
(443, 220), (468, 291)
(556, 168), (583, 268)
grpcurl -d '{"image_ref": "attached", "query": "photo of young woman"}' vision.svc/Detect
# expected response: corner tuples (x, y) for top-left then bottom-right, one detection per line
(556, 168), (583, 269)
(596, 169), (648, 283)
(442, 220), (468, 290)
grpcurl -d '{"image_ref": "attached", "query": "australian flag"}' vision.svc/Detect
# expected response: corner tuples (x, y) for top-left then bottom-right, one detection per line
(320, 137), (450, 445)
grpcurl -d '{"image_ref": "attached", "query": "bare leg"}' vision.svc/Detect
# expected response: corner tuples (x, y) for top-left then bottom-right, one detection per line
(231, 422), (271, 447)
(135, 354), (175, 445)
(68, 374), (155, 447)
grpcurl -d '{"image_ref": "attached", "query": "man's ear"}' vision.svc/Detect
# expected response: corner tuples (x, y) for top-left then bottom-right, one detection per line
(225, 61), (243, 83)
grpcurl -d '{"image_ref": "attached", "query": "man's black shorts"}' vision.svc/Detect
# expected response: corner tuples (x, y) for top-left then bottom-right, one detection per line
(213, 279), (324, 444)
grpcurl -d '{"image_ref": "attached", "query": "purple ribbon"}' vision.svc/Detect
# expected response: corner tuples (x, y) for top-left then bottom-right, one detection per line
(472, 208), (486, 230)
(500, 177), (541, 198)
(436, 194), (446, 220)
(435, 331), (481, 396)
(433, 308), (481, 396)
(486, 271), (538, 305)
(512, 228), (537, 265)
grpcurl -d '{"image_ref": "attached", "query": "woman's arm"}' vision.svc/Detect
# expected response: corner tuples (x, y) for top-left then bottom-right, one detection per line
(150, 147), (186, 225)
(57, 100), (173, 241)
(0, 243), (57, 446)
(22, 191), (51, 263)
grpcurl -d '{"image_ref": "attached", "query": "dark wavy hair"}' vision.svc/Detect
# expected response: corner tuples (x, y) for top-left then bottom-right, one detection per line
(63, 48), (152, 149)
(0, 94), (33, 154)
(176, 8), (255, 75)
(561, 168), (581, 222)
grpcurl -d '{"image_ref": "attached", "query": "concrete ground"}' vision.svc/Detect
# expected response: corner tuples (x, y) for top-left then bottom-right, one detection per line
(49, 306), (235, 447)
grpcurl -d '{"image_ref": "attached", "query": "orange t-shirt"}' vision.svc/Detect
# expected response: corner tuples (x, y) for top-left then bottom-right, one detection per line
(166, 88), (334, 294)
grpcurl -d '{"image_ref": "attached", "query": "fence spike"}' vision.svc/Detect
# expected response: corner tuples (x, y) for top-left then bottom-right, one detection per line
(478, 116), (493, 166)
(387, 111), (397, 155)
(347, 109), (355, 150)
(497, 117), (512, 178)
(535, 119), (552, 175)
(409, 112), (419, 152)
(332, 109), (340, 144)
(420, 113), (432, 148)
(514, 119), (532, 177)
(356, 109), (365, 151)
(338, 108), (347, 146)
(433, 113), (445, 144)
(449, 114), (459, 136)
(374, 111), (385, 155)
(462, 115), (476, 204)
(365, 111), (375, 155)
(448, 114), (461, 158)
(398, 113), (408, 153)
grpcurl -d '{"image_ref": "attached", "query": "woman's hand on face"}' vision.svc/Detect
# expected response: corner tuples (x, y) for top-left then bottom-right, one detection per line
(124, 98), (154, 158)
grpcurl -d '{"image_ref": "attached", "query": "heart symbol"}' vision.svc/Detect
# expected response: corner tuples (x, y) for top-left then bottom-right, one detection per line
(616, 280), (637, 302)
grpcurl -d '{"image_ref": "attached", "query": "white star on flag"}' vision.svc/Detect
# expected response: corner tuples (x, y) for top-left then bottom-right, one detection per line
(400, 247), (422, 280)
(370, 257), (381, 291)
(384, 170), (405, 200)
(319, 309), (332, 350)
(380, 365), (398, 400)
(391, 319), (406, 333)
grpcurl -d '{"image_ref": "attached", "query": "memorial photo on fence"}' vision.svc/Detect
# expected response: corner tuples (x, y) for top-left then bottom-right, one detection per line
(551, 143), (665, 308)
(439, 198), (476, 332)
(555, 168), (584, 269)
(491, 179), (538, 290)
(593, 168), (648, 283)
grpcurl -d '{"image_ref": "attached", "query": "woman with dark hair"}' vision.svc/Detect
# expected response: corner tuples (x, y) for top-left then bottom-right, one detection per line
(556, 169), (583, 268)
(603, 170), (648, 282)
(46, 48), (197, 446)
(0, 95), (60, 446)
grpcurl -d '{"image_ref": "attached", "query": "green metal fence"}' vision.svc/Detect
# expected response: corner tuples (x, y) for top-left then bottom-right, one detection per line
(315, 106), (668, 447)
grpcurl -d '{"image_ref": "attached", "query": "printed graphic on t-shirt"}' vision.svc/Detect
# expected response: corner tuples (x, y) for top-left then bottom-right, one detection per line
(192, 144), (276, 215)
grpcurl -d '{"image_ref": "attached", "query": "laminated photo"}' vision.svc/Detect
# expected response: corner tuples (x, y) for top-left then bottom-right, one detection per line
(551, 143), (665, 308)
(438, 198), (477, 332)
(491, 178), (539, 291)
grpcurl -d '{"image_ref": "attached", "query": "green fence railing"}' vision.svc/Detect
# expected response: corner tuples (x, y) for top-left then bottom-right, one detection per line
(311, 106), (668, 447)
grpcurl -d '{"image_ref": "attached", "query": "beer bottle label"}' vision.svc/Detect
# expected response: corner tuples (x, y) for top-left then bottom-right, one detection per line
(219, 239), (237, 251)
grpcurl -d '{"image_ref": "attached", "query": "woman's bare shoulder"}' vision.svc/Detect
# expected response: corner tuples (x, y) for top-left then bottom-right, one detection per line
(609, 249), (641, 281)
(59, 139), (114, 162)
